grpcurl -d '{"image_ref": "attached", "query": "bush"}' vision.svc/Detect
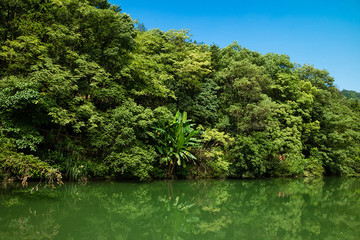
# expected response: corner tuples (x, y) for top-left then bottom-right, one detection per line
(0, 136), (62, 186)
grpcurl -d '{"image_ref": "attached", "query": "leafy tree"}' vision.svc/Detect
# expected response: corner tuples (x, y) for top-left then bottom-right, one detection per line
(194, 128), (234, 178)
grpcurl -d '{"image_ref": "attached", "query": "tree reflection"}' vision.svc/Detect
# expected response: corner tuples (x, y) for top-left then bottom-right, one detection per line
(0, 178), (359, 239)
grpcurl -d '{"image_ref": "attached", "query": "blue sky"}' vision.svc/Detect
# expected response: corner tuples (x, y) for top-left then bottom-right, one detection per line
(111, 0), (360, 92)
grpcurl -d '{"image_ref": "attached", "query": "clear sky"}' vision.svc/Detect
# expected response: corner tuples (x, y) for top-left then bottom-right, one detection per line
(111, 0), (360, 92)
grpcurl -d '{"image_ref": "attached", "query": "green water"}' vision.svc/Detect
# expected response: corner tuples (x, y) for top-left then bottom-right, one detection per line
(0, 178), (359, 240)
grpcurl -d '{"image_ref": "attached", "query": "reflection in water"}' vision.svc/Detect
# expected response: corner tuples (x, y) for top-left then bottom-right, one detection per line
(0, 178), (359, 240)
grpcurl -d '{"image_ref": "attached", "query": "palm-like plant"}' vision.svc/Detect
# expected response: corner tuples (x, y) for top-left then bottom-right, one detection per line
(152, 111), (200, 178)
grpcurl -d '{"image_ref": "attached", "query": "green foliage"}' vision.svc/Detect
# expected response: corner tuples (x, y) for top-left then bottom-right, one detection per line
(296, 64), (335, 89)
(151, 111), (201, 177)
(1, 0), (359, 181)
(0, 135), (62, 185)
(192, 79), (220, 125)
(106, 146), (157, 180)
(342, 89), (360, 100)
(303, 148), (325, 178)
(90, 100), (159, 180)
(194, 128), (234, 178)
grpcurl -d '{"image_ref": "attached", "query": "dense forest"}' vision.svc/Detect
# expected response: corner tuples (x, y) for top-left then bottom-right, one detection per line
(342, 89), (360, 100)
(1, 0), (360, 183)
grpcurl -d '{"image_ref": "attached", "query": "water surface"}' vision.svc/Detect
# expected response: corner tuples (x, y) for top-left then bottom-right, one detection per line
(1, 178), (359, 239)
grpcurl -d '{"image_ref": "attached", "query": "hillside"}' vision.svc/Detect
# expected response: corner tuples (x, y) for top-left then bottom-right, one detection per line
(1, 0), (359, 182)
(342, 89), (360, 100)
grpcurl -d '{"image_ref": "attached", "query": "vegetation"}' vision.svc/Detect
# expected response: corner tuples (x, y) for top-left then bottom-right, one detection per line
(1, 0), (359, 181)
(151, 111), (200, 178)
(342, 89), (360, 100)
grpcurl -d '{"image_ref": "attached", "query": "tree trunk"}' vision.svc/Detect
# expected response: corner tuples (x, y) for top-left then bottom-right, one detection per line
(169, 162), (176, 179)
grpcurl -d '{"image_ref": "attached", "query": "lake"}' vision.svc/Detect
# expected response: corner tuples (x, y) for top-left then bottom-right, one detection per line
(1, 178), (359, 239)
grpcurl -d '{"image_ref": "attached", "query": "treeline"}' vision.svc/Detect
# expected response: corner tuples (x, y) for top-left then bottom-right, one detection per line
(1, 0), (359, 182)
(342, 89), (360, 100)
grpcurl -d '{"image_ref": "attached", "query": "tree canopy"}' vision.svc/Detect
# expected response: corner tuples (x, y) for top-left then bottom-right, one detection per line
(1, 0), (359, 182)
